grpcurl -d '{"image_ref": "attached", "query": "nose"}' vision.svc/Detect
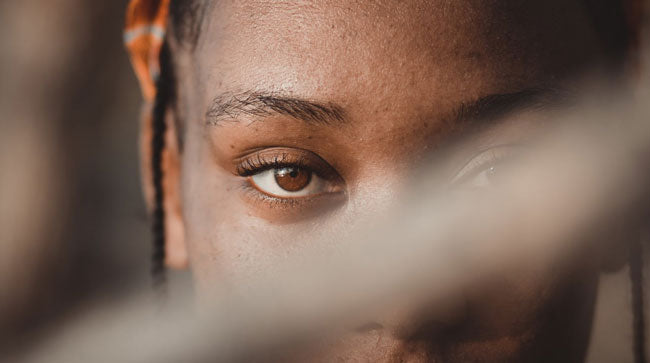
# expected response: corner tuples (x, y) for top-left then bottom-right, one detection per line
(341, 174), (469, 340)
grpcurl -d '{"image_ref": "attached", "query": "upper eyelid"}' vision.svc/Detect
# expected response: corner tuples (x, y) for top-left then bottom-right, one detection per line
(233, 146), (320, 159)
(233, 147), (343, 181)
(236, 157), (310, 176)
(234, 148), (310, 174)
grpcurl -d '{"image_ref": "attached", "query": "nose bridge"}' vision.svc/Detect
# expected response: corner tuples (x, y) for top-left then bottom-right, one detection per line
(345, 171), (404, 226)
(350, 156), (417, 216)
(342, 162), (468, 340)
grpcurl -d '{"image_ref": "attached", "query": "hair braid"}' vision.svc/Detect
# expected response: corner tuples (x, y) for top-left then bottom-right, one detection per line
(151, 42), (173, 290)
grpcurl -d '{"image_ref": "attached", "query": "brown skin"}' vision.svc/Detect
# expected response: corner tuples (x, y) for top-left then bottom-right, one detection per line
(143, 1), (632, 361)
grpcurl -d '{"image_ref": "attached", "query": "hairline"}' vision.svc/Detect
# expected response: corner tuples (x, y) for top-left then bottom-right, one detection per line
(168, 0), (210, 48)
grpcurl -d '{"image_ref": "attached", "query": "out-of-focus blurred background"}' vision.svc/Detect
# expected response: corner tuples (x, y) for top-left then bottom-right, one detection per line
(0, 0), (151, 349)
(0, 1), (647, 362)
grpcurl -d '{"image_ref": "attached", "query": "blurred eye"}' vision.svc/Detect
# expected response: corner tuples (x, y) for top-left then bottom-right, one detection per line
(452, 145), (520, 188)
(250, 166), (330, 197)
(463, 164), (498, 188)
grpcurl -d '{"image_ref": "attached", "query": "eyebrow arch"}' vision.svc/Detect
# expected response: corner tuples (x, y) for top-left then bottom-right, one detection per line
(206, 91), (347, 126)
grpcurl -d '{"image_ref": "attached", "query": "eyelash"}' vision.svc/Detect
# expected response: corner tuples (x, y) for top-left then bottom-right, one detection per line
(233, 148), (345, 210)
(235, 149), (344, 185)
(236, 153), (312, 177)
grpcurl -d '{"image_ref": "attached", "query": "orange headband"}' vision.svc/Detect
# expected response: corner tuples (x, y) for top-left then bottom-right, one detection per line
(124, 0), (170, 102)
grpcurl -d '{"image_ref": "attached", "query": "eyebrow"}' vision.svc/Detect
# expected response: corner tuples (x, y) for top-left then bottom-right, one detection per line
(206, 87), (567, 128)
(206, 91), (347, 126)
(453, 87), (569, 124)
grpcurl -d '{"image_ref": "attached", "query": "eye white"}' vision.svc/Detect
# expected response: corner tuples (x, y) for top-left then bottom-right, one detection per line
(465, 165), (497, 188)
(250, 169), (327, 197)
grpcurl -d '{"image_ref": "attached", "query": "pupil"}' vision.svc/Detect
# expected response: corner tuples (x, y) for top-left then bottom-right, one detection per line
(483, 165), (499, 185)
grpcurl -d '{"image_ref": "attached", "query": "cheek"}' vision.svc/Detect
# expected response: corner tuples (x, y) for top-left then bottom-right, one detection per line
(180, 136), (349, 297)
(459, 256), (600, 342)
(183, 199), (350, 302)
(181, 139), (265, 291)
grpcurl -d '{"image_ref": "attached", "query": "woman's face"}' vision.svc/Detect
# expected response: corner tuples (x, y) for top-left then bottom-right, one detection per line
(160, 0), (621, 361)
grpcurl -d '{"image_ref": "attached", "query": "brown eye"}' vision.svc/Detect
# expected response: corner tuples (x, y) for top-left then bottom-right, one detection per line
(250, 166), (329, 198)
(242, 148), (344, 199)
(274, 167), (312, 192)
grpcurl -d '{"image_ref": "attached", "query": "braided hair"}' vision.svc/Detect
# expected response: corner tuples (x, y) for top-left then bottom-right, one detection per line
(151, 41), (174, 291)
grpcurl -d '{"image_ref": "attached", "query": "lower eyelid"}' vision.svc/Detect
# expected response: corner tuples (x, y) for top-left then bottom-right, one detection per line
(238, 180), (347, 221)
(239, 181), (302, 207)
(245, 176), (342, 200)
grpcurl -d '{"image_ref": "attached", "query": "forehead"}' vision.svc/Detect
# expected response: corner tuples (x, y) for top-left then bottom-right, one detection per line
(182, 0), (601, 119)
